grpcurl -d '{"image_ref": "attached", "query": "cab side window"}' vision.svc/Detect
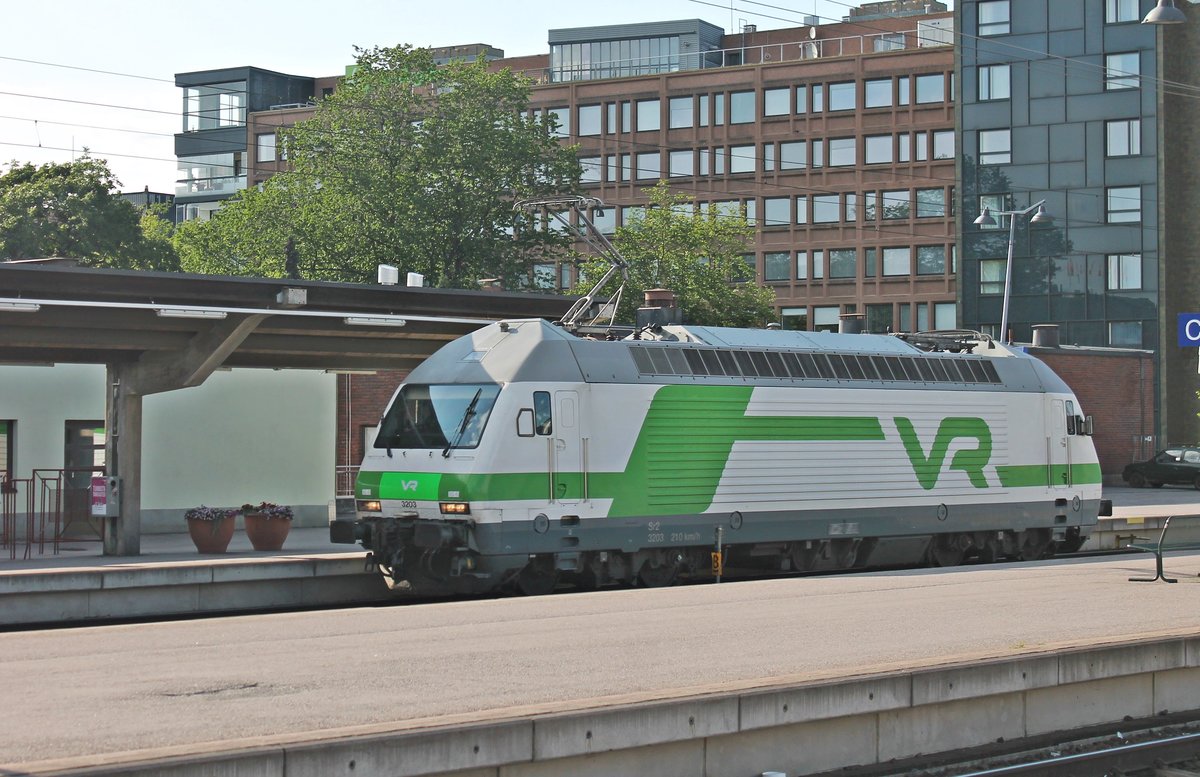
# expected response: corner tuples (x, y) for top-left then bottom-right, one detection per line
(534, 391), (553, 436)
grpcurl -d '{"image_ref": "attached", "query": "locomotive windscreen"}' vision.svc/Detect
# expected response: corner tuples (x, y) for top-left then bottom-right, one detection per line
(374, 383), (501, 450)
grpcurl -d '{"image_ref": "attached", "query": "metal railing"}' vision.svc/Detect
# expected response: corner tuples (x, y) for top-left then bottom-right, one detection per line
(523, 26), (952, 84)
(0, 468), (105, 559)
(335, 466), (359, 498)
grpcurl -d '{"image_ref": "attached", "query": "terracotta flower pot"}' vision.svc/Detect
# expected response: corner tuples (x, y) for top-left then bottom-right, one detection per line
(186, 515), (235, 554)
(243, 512), (291, 551)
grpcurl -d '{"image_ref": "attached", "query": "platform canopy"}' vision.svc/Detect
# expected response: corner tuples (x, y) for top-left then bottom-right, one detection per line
(0, 263), (575, 374)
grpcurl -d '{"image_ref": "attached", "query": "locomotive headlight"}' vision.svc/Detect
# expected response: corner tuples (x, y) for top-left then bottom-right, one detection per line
(357, 499), (382, 513)
(440, 502), (471, 515)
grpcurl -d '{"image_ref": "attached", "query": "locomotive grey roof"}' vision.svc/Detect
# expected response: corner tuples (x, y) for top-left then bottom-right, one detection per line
(407, 319), (1075, 396)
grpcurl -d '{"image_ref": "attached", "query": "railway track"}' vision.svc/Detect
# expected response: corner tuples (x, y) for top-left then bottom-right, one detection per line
(859, 724), (1200, 777)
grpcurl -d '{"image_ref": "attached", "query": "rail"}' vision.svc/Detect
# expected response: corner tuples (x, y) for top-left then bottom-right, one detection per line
(1126, 514), (1200, 583)
(335, 465), (358, 498)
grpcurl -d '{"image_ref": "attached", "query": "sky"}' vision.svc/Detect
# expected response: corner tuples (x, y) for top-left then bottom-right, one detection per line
(0, 0), (943, 194)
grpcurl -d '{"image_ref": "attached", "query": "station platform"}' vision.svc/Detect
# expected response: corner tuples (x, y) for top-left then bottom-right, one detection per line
(0, 486), (1197, 628)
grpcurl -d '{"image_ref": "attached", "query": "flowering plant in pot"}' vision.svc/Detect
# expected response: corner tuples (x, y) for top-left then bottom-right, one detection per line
(183, 505), (237, 554)
(240, 501), (293, 551)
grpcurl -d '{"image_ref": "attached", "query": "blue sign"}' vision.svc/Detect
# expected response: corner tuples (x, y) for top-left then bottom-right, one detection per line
(1178, 314), (1200, 347)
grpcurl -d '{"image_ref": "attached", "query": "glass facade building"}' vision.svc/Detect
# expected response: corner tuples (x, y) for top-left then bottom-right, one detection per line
(956, 0), (1159, 350)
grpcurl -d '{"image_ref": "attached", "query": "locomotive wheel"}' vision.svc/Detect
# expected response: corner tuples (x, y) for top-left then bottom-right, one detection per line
(929, 534), (967, 567)
(638, 558), (678, 588)
(1128, 472), (1147, 488)
(1018, 529), (1053, 561)
(789, 542), (820, 573)
(516, 557), (559, 596)
(1193, 475), (1200, 491)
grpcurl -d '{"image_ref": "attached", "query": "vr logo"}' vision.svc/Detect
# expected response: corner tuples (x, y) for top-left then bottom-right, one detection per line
(400, 480), (420, 492)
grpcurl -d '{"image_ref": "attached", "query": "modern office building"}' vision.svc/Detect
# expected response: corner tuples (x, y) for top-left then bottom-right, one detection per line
(955, 0), (1199, 442)
(174, 67), (321, 222)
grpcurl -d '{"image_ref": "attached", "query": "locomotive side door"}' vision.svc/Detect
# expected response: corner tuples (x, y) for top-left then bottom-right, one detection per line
(1049, 398), (1069, 488)
(554, 390), (581, 504)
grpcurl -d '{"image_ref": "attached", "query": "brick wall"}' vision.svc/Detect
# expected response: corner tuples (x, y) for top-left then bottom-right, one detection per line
(335, 371), (407, 493)
(1031, 348), (1156, 478)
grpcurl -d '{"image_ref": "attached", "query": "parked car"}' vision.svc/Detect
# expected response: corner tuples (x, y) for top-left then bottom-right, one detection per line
(1122, 446), (1200, 489)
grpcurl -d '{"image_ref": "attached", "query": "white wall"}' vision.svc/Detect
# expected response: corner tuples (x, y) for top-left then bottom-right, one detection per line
(0, 365), (336, 527)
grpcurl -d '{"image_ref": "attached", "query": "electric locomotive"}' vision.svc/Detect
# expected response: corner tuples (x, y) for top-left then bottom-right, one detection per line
(333, 319), (1107, 595)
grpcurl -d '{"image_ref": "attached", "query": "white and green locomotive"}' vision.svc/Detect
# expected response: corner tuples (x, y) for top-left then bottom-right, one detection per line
(335, 318), (1107, 595)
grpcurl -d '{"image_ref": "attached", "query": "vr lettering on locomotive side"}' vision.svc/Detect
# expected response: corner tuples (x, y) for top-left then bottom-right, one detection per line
(400, 480), (420, 492)
(895, 417), (993, 490)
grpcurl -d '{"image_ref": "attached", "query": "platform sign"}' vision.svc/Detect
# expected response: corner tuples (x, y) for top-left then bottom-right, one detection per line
(90, 476), (106, 518)
(1177, 314), (1200, 347)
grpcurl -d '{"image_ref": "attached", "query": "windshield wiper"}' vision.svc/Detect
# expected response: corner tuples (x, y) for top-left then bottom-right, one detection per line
(442, 389), (482, 458)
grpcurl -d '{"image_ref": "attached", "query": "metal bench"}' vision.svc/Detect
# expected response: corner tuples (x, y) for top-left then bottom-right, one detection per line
(1127, 515), (1200, 583)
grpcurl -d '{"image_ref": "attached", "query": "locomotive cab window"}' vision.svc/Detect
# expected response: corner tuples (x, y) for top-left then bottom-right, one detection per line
(374, 383), (501, 450)
(533, 391), (553, 435)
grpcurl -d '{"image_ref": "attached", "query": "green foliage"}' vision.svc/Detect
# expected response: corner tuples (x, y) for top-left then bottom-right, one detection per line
(175, 45), (580, 286)
(575, 182), (775, 328)
(0, 156), (178, 270)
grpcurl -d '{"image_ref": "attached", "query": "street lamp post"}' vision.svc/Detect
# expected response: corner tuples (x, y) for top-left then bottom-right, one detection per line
(973, 200), (1054, 343)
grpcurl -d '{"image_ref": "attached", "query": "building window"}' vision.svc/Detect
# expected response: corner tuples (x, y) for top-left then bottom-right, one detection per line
(866, 303), (891, 333)
(183, 81), (247, 131)
(1106, 53), (1140, 90)
(635, 152), (661, 180)
(980, 258), (1005, 294)
(917, 245), (946, 275)
(874, 33), (905, 52)
(698, 95), (709, 127)
(0, 420), (12, 482)
(1106, 119), (1141, 157)
(862, 193), (878, 222)
(592, 207), (616, 234)
(978, 194), (1009, 229)
(1107, 186), (1141, 222)
(580, 156), (602, 184)
(934, 303), (956, 330)
(533, 263), (556, 289)
(782, 306), (808, 329)
(811, 84), (824, 112)
(1109, 321), (1142, 347)
(668, 97), (692, 129)
(779, 141), (806, 170)
(828, 81), (856, 111)
(978, 0), (1010, 35)
(668, 150), (692, 177)
(621, 102), (632, 133)
(765, 251), (791, 281)
(883, 247), (910, 276)
(64, 421), (105, 488)
(811, 139), (824, 168)
(795, 195), (808, 224)
(764, 87), (789, 116)
(729, 145), (756, 174)
(1106, 0), (1139, 23)
(813, 306), (840, 332)
(813, 195), (840, 223)
(829, 249), (856, 279)
(979, 129), (1011, 165)
(764, 197), (790, 226)
(812, 250), (825, 280)
(256, 132), (277, 163)
(897, 76), (911, 105)
(828, 138), (856, 167)
(882, 190), (910, 219)
(606, 103), (617, 133)
(932, 130), (955, 159)
(915, 73), (944, 104)
(865, 135), (893, 165)
(898, 133), (911, 163)
(916, 188), (946, 217)
(1107, 253), (1142, 289)
(578, 104), (602, 136)
(636, 99), (661, 131)
(730, 90), (755, 123)
(915, 131), (928, 161)
(978, 64), (1010, 101)
(844, 193), (858, 222)
(865, 78), (892, 108)
(795, 85), (808, 114)
(547, 107), (570, 137)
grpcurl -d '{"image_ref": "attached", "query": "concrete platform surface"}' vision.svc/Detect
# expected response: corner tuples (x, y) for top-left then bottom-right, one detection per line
(3, 549), (1200, 773)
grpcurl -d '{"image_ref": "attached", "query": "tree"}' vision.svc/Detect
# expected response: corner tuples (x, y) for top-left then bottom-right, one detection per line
(575, 182), (776, 328)
(175, 45), (581, 286)
(0, 156), (178, 270)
